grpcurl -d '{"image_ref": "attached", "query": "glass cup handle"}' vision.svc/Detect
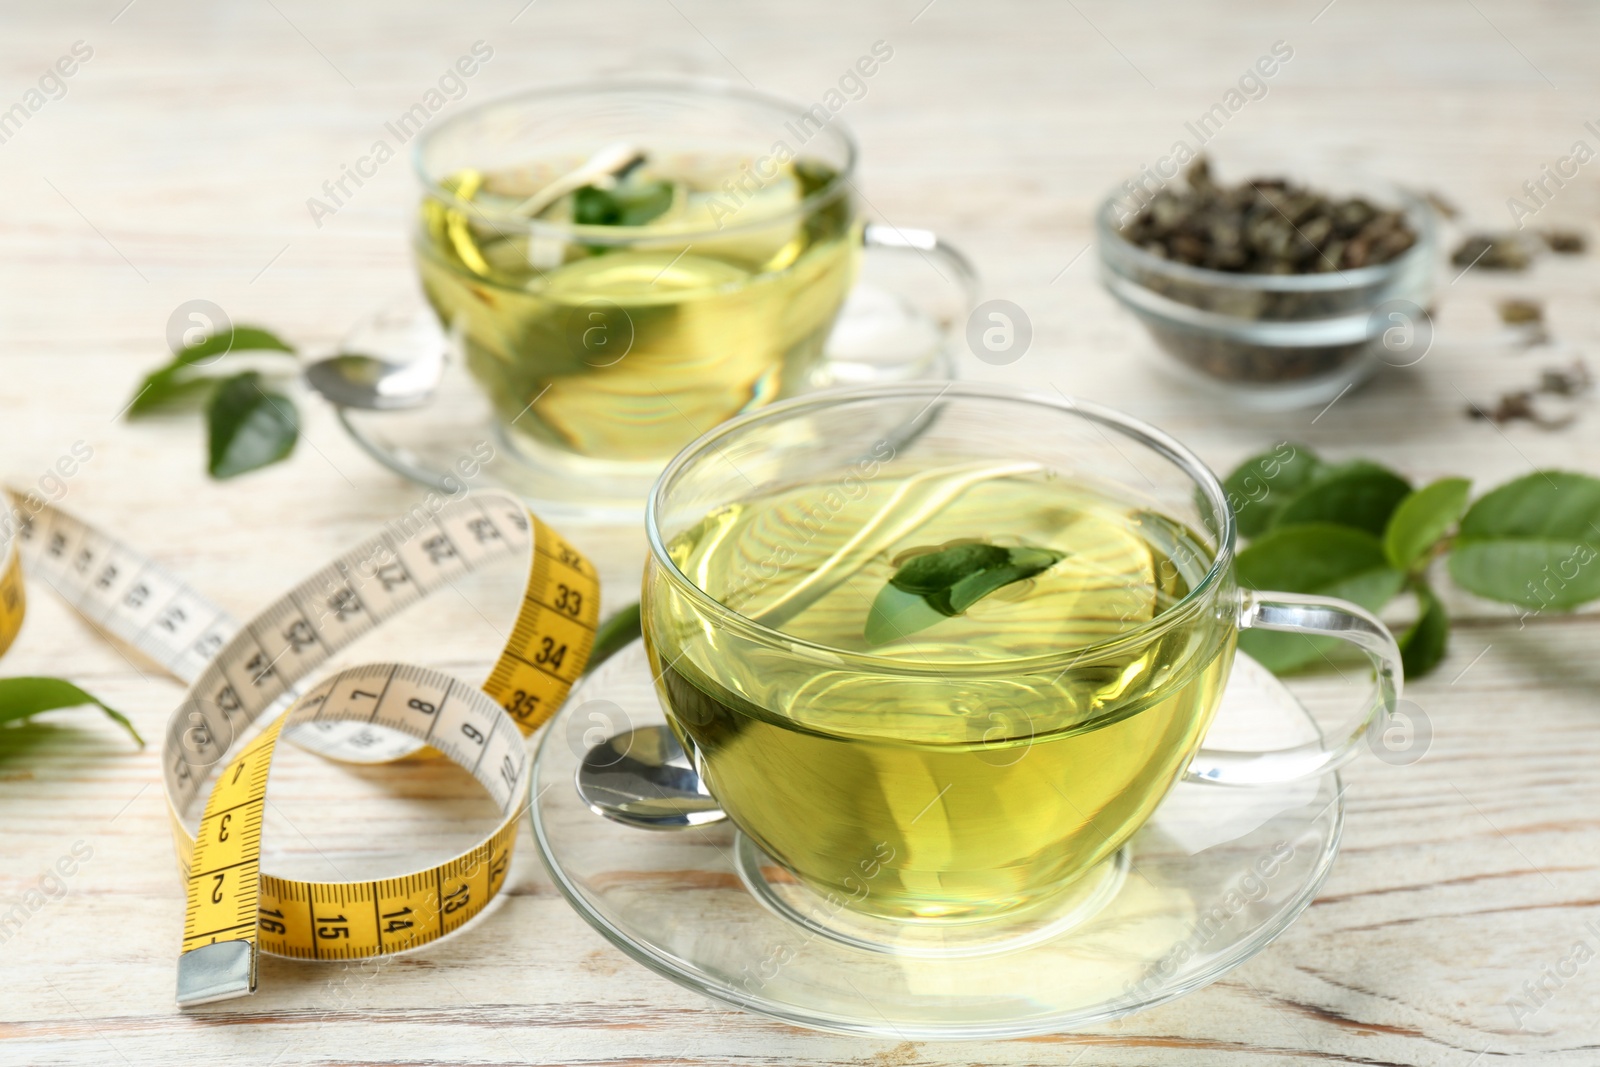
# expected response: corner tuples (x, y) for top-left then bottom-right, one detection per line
(862, 224), (981, 307)
(1184, 590), (1404, 786)
(821, 225), (980, 386)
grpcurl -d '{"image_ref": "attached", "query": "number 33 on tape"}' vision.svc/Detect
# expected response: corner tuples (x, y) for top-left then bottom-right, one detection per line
(2, 489), (599, 1007)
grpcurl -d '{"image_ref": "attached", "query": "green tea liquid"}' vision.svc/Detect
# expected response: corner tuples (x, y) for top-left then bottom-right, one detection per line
(415, 157), (858, 462)
(647, 468), (1233, 921)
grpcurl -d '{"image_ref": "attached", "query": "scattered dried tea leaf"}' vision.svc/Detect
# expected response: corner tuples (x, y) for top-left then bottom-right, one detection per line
(1468, 391), (1543, 426)
(1496, 298), (1543, 326)
(1541, 228), (1586, 254)
(1541, 360), (1593, 396)
(1496, 297), (1549, 343)
(1466, 359), (1592, 428)
(1451, 233), (1531, 271)
(1122, 156), (1418, 274)
(1422, 189), (1460, 220)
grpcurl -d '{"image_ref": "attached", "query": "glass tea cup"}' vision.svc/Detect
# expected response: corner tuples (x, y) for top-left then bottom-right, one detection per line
(410, 80), (972, 495)
(642, 382), (1400, 924)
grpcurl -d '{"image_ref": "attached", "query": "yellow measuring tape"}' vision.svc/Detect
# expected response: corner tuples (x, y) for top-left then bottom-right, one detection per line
(0, 489), (599, 1006)
(0, 522), (23, 661)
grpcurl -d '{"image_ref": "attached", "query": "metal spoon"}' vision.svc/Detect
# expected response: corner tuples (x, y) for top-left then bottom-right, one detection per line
(575, 724), (726, 829)
(303, 349), (442, 411)
(303, 299), (453, 411)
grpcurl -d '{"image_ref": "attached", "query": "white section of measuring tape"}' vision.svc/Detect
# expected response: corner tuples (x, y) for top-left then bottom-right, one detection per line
(7, 491), (419, 763)
(1, 488), (599, 1005)
(8, 491), (237, 684)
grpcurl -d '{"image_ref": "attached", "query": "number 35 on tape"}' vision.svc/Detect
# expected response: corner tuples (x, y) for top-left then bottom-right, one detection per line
(2, 489), (599, 1006)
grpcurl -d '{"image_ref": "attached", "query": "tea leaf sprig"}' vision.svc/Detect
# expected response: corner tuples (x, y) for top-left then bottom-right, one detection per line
(125, 326), (300, 479)
(0, 677), (143, 748)
(1225, 444), (1600, 677)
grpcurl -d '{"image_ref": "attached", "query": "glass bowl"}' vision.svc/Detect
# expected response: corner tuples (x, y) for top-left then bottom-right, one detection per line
(1096, 173), (1437, 410)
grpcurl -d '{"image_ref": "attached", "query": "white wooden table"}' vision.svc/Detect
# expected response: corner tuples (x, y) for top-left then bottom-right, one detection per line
(4, 1), (1599, 1063)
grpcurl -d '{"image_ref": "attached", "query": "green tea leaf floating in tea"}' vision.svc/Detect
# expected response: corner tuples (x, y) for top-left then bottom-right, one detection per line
(573, 179), (676, 227)
(865, 542), (1065, 646)
(0, 677), (143, 747)
(206, 371), (299, 480)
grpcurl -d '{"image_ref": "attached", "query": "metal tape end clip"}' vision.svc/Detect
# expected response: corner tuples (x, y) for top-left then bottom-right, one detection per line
(176, 940), (257, 1007)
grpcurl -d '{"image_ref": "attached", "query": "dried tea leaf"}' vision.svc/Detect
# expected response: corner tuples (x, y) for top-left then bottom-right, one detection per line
(1422, 189), (1460, 220)
(1496, 298), (1543, 326)
(1541, 228), (1586, 254)
(1465, 360), (1592, 428)
(1451, 233), (1531, 271)
(1540, 360), (1593, 397)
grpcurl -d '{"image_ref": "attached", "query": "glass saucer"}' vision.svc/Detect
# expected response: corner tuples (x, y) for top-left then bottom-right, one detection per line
(530, 642), (1344, 1039)
(335, 237), (963, 525)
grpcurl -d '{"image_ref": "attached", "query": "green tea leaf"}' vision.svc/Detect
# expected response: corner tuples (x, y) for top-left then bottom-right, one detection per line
(172, 325), (295, 365)
(206, 372), (299, 479)
(1222, 443), (1324, 537)
(1235, 523), (1405, 672)
(1448, 471), (1600, 608)
(1272, 461), (1412, 536)
(574, 180), (676, 227)
(0, 677), (143, 746)
(126, 325), (296, 419)
(864, 585), (952, 646)
(125, 373), (226, 418)
(865, 543), (1065, 645)
(890, 544), (1012, 596)
(1399, 582), (1449, 678)
(587, 603), (642, 673)
(947, 548), (1064, 615)
(1385, 477), (1472, 571)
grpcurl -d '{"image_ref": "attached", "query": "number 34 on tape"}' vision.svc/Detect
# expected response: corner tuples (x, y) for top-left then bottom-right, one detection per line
(1, 489), (600, 1007)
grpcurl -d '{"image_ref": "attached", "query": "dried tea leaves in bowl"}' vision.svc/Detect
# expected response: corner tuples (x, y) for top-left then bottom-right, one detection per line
(1121, 156), (1419, 274)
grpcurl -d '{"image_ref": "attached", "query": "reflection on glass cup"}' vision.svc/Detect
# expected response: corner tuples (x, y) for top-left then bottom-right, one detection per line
(412, 81), (966, 478)
(643, 383), (1401, 923)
